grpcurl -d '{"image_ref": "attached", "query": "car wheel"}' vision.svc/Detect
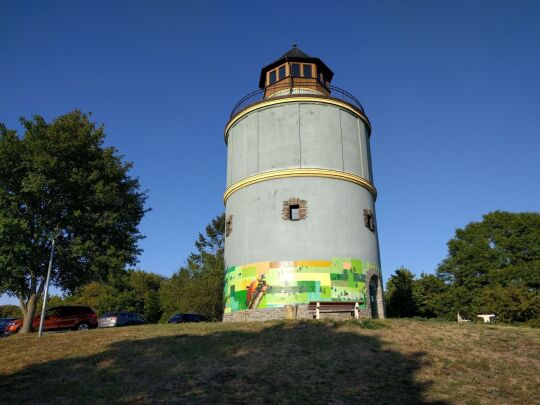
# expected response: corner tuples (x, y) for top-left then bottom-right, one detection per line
(76, 322), (90, 331)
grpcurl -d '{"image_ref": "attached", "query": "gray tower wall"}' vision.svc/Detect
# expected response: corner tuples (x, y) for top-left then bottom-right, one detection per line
(225, 178), (378, 266)
(223, 100), (384, 319)
(226, 103), (372, 188)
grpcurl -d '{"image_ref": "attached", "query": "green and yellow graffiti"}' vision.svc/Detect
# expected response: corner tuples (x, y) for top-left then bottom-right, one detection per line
(224, 258), (378, 313)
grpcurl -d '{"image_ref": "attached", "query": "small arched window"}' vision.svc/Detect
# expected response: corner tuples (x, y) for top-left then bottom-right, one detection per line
(363, 209), (376, 231)
(278, 65), (286, 80)
(282, 198), (307, 221)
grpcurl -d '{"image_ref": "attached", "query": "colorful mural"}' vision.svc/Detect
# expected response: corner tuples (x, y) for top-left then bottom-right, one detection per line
(224, 258), (378, 313)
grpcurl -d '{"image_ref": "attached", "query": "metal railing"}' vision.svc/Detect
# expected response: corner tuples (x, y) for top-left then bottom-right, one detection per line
(230, 82), (365, 119)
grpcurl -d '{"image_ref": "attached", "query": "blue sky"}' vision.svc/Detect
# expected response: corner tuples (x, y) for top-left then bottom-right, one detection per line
(1, 1), (539, 304)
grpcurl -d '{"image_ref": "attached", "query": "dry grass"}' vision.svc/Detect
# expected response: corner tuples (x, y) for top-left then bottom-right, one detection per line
(0, 319), (539, 404)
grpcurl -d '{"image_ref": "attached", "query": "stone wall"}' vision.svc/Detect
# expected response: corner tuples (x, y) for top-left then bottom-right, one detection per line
(222, 305), (371, 322)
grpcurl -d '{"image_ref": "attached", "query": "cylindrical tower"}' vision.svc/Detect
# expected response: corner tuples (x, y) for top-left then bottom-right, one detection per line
(223, 46), (384, 321)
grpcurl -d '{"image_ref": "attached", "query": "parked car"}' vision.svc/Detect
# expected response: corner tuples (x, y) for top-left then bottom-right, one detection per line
(5, 306), (98, 334)
(168, 313), (208, 323)
(98, 311), (146, 328)
(0, 318), (15, 336)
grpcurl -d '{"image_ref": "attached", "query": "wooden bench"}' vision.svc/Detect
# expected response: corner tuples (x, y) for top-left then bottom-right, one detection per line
(308, 301), (363, 320)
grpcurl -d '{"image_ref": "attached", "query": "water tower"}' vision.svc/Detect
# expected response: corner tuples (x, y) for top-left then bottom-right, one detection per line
(223, 46), (384, 321)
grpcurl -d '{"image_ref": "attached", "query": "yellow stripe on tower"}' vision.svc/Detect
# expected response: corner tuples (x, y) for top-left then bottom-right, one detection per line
(223, 168), (377, 203)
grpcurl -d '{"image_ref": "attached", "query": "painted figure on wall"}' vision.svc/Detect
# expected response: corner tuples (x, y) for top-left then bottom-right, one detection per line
(246, 274), (269, 309)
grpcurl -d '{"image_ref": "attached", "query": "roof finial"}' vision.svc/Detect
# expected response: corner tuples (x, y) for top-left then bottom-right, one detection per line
(292, 43), (297, 48)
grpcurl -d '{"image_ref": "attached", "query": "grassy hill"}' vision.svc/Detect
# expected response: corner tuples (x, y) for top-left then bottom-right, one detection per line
(1, 319), (539, 404)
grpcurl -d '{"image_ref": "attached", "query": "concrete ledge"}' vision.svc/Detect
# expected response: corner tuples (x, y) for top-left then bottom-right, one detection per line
(223, 168), (377, 203)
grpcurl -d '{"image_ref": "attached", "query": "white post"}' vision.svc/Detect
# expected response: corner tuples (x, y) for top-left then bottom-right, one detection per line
(38, 236), (57, 337)
(316, 302), (320, 320)
(354, 302), (359, 319)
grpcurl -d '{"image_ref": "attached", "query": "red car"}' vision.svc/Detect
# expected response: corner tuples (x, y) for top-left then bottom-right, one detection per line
(6, 306), (98, 333)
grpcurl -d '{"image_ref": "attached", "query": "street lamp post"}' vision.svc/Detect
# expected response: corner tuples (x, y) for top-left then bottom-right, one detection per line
(38, 233), (60, 337)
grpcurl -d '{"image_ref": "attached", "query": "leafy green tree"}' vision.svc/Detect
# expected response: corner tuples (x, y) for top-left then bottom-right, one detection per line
(87, 280), (139, 316)
(66, 282), (104, 309)
(0, 304), (22, 318)
(436, 211), (540, 322)
(126, 270), (164, 322)
(385, 267), (416, 318)
(418, 284), (475, 320)
(438, 211), (540, 290)
(413, 273), (448, 318)
(159, 270), (191, 322)
(472, 285), (540, 323)
(57, 270), (164, 322)
(143, 290), (162, 323)
(160, 214), (225, 321)
(0, 112), (147, 332)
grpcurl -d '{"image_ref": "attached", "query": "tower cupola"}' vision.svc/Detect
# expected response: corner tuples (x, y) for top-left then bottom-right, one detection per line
(258, 44), (335, 98)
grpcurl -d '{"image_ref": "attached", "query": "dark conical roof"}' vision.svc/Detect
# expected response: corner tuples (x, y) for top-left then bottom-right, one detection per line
(280, 45), (312, 59)
(258, 45), (334, 88)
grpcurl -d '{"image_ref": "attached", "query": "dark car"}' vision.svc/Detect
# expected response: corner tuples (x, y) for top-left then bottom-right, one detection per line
(98, 311), (146, 328)
(168, 313), (208, 323)
(0, 318), (16, 336)
(5, 306), (98, 333)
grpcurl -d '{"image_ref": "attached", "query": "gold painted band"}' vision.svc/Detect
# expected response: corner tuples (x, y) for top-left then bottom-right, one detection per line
(223, 168), (377, 203)
(224, 96), (371, 144)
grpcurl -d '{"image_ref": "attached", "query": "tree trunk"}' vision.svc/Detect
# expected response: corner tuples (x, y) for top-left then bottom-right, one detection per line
(20, 293), (40, 334)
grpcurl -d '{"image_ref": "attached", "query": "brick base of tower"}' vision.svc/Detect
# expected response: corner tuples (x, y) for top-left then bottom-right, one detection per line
(222, 305), (378, 322)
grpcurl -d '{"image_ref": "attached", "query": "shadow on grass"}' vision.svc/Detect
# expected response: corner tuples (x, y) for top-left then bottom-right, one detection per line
(0, 321), (446, 404)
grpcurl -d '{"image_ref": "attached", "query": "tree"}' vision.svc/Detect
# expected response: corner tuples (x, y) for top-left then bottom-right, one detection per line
(159, 270), (191, 322)
(0, 111), (147, 332)
(413, 273), (448, 318)
(127, 270), (164, 322)
(160, 214), (225, 321)
(438, 211), (540, 290)
(472, 284), (540, 323)
(385, 267), (416, 318)
(65, 282), (104, 310)
(0, 304), (22, 318)
(436, 211), (540, 321)
(42, 269), (164, 323)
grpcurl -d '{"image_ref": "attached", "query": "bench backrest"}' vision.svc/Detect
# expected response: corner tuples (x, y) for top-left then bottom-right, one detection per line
(307, 301), (363, 311)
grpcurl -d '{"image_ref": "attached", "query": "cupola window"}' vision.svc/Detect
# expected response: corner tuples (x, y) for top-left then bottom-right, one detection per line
(291, 63), (315, 78)
(267, 64), (289, 85)
(279, 65), (286, 80)
(291, 63), (301, 77)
